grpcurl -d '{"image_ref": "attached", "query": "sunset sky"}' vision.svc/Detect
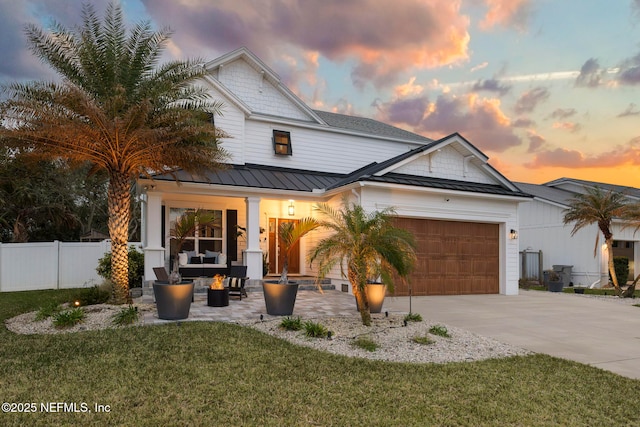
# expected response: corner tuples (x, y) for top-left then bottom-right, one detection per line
(2, 0), (640, 186)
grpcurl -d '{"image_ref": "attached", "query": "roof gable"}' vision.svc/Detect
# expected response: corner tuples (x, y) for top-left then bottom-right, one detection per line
(204, 47), (324, 123)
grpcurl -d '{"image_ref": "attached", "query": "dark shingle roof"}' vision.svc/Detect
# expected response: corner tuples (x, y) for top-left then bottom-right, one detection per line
(544, 178), (640, 199)
(370, 174), (530, 197)
(152, 164), (343, 192)
(313, 110), (432, 143)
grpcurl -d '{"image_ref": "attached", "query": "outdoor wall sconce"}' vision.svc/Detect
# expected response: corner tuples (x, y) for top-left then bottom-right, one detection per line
(288, 200), (295, 216)
(509, 229), (518, 240)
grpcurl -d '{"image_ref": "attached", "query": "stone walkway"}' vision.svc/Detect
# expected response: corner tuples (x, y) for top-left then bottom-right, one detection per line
(137, 288), (372, 325)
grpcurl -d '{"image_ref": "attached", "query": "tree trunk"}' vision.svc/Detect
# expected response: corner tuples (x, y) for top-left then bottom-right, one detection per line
(606, 239), (619, 292)
(108, 171), (131, 304)
(279, 252), (289, 284)
(349, 267), (371, 326)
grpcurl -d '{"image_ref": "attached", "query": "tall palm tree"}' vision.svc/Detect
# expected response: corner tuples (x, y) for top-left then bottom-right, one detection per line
(0, 3), (228, 303)
(310, 198), (416, 326)
(563, 187), (627, 293)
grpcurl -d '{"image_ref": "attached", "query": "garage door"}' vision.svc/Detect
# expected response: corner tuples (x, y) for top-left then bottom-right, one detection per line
(393, 218), (499, 296)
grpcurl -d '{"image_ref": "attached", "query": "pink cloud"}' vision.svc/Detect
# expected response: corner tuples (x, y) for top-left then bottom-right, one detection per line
(525, 138), (640, 168)
(142, 0), (471, 89)
(552, 122), (581, 133)
(479, 0), (532, 31)
(514, 87), (549, 114)
(376, 93), (522, 152)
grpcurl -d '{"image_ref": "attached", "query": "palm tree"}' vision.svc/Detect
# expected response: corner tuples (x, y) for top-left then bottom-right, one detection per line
(310, 198), (416, 326)
(278, 218), (320, 284)
(563, 187), (627, 293)
(0, 3), (228, 303)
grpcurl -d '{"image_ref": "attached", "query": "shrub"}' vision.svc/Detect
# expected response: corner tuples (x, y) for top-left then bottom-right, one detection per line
(404, 312), (422, 323)
(96, 246), (145, 289)
(412, 335), (435, 345)
(53, 307), (85, 328)
(74, 284), (110, 306)
(303, 320), (328, 338)
(429, 325), (450, 338)
(352, 336), (378, 352)
(279, 316), (303, 331)
(35, 301), (62, 321)
(112, 305), (140, 326)
(610, 256), (629, 285)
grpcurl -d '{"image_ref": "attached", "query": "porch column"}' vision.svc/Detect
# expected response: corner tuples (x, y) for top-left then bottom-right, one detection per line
(143, 191), (165, 282)
(245, 196), (264, 280)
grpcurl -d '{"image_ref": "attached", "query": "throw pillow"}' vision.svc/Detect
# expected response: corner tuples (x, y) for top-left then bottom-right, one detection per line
(218, 253), (227, 264)
(203, 256), (217, 264)
(205, 250), (219, 259)
(190, 256), (202, 264)
(178, 252), (188, 266)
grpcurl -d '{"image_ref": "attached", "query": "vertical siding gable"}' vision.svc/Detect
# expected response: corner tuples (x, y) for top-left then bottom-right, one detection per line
(217, 59), (314, 122)
(393, 145), (497, 184)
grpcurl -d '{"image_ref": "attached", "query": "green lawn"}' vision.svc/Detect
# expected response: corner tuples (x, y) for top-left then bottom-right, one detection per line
(1, 290), (640, 426)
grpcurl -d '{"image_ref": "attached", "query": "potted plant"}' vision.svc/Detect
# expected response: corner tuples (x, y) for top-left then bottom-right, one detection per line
(153, 209), (219, 320)
(263, 218), (320, 315)
(309, 198), (416, 326)
(546, 270), (563, 292)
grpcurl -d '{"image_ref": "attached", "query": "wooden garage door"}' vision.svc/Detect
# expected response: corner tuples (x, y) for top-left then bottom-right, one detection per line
(393, 219), (499, 296)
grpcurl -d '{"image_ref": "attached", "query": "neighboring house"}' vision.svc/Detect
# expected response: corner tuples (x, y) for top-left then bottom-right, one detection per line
(137, 47), (531, 296)
(517, 178), (640, 287)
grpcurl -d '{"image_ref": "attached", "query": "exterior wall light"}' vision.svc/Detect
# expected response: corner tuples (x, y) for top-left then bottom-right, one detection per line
(509, 229), (518, 240)
(288, 200), (295, 216)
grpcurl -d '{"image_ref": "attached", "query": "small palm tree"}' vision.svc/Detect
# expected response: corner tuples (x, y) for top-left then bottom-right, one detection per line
(310, 198), (416, 326)
(563, 187), (627, 293)
(170, 209), (220, 280)
(0, 3), (229, 303)
(278, 218), (320, 284)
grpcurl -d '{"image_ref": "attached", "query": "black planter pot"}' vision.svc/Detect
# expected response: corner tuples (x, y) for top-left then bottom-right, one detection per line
(263, 281), (299, 316)
(207, 288), (229, 307)
(355, 283), (387, 313)
(573, 287), (585, 294)
(153, 282), (194, 320)
(548, 281), (564, 293)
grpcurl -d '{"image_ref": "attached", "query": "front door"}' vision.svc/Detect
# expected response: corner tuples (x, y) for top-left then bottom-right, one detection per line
(268, 218), (300, 275)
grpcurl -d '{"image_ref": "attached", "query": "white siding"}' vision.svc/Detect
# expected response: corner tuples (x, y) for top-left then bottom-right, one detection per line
(217, 59), (313, 121)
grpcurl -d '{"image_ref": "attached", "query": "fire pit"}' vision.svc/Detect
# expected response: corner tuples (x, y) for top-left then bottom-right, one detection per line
(207, 274), (229, 307)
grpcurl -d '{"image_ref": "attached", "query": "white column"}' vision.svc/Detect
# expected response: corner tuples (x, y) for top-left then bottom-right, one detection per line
(245, 197), (263, 280)
(143, 191), (166, 281)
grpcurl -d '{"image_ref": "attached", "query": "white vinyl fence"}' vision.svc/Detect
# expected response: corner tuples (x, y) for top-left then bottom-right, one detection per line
(0, 241), (141, 292)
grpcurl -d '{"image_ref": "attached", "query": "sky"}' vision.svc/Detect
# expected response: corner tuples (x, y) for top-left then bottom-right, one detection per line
(1, 0), (640, 187)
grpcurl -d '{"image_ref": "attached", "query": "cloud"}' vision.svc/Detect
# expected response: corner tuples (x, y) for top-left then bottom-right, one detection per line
(513, 117), (535, 127)
(394, 77), (426, 97)
(575, 58), (603, 88)
(514, 87), (550, 114)
(471, 78), (511, 96)
(548, 108), (577, 120)
(618, 52), (640, 85)
(552, 122), (581, 133)
(376, 93), (522, 152)
(618, 103), (640, 117)
(525, 138), (640, 168)
(142, 0), (471, 89)
(527, 130), (546, 152)
(479, 0), (532, 31)
(470, 61), (489, 72)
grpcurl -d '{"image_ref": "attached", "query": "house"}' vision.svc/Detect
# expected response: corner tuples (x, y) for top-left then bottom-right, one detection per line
(137, 47), (531, 296)
(517, 178), (640, 287)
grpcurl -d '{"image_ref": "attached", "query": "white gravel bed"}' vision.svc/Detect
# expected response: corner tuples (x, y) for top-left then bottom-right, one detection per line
(242, 314), (532, 364)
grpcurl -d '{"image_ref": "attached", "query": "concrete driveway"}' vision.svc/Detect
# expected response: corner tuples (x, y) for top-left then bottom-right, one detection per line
(385, 290), (640, 380)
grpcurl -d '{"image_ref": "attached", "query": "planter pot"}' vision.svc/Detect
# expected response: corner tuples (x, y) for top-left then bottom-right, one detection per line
(263, 281), (299, 316)
(207, 288), (229, 307)
(548, 281), (564, 293)
(153, 282), (194, 320)
(573, 287), (585, 294)
(355, 283), (387, 313)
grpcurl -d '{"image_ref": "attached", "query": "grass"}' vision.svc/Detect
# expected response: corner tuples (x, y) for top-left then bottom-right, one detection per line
(412, 335), (435, 345)
(52, 307), (85, 328)
(522, 284), (640, 297)
(351, 335), (378, 352)
(279, 316), (302, 331)
(1, 290), (640, 426)
(111, 305), (140, 326)
(303, 320), (328, 338)
(429, 324), (451, 338)
(404, 312), (423, 323)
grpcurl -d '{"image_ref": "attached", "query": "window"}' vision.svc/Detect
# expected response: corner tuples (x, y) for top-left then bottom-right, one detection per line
(273, 130), (292, 155)
(169, 208), (223, 255)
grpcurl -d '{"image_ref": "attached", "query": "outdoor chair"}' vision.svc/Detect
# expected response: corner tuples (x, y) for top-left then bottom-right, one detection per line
(153, 267), (170, 283)
(227, 265), (249, 300)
